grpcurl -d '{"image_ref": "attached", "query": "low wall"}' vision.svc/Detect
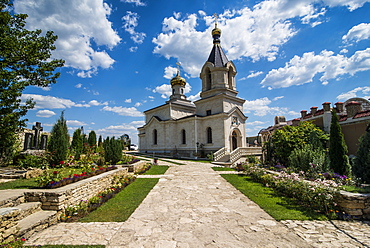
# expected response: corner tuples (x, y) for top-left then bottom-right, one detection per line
(25, 167), (129, 211)
(336, 191), (370, 219)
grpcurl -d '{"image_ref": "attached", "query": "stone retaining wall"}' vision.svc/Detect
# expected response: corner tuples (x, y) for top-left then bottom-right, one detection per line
(25, 167), (129, 211)
(336, 191), (370, 219)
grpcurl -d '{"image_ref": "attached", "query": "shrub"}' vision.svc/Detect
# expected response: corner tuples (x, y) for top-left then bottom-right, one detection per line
(288, 144), (327, 176)
(329, 110), (351, 176)
(48, 112), (69, 165)
(353, 131), (370, 183)
(71, 128), (83, 160)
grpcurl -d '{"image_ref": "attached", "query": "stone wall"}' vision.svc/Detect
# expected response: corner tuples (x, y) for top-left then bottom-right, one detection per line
(24, 167), (129, 211)
(336, 191), (370, 219)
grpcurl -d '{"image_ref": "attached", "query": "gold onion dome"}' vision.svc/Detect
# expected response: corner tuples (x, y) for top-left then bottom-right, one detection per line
(170, 71), (186, 87)
(212, 27), (221, 36)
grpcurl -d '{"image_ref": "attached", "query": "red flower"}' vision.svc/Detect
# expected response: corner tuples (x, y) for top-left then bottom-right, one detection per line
(53, 171), (58, 174)
(60, 161), (65, 165)
(21, 238), (26, 242)
(98, 196), (102, 198)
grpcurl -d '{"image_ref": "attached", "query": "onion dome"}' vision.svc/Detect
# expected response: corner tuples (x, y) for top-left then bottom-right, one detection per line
(170, 71), (186, 87)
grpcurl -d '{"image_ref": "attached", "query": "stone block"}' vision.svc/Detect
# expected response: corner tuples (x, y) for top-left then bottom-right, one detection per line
(346, 209), (363, 216)
(338, 200), (365, 209)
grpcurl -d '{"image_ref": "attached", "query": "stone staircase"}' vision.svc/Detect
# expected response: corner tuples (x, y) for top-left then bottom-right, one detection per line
(212, 146), (262, 167)
(0, 190), (58, 243)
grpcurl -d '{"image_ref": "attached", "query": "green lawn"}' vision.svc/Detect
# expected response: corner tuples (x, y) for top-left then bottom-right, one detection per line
(212, 167), (236, 171)
(0, 178), (38, 189)
(143, 165), (169, 175)
(221, 174), (328, 221)
(79, 178), (158, 222)
(341, 185), (370, 193)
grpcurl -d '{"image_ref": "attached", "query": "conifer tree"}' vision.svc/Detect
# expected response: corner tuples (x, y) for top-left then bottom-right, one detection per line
(48, 112), (69, 165)
(329, 110), (351, 175)
(98, 135), (103, 146)
(353, 130), (370, 183)
(88, 130), (97, 152)
(71, 128), (83, 160)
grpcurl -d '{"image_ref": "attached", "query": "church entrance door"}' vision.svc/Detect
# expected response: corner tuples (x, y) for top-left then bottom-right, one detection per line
(232, 131), (237, 151)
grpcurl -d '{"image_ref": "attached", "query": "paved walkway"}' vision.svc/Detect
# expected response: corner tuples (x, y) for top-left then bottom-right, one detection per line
(25, 161), (370, 247)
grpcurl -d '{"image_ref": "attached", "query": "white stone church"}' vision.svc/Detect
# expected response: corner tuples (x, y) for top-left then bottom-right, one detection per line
(138, 24), (260, 162)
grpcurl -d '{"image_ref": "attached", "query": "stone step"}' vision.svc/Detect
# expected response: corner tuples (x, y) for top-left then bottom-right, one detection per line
(0, 190), (25, 208)
(0, 202), (41, 221)
(16, 210), (58, 239)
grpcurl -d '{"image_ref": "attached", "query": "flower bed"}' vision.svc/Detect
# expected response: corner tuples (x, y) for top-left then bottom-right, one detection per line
(36, 166), (117, 189)
(60, 174), (136, 221)
(244, 164), (340, 216)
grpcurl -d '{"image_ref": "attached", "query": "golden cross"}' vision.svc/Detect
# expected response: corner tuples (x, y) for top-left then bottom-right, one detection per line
(176, 62), (181, 72)
(213, 13), (219, 27)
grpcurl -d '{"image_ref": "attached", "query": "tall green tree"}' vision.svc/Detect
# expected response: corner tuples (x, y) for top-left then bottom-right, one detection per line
(71, 128), (83, 160)
(88, 130), (97, 152)
(329, 110), (351, 175)
(353, 130), (370, 183)
(0, 0), (64, 165)
(48, 112), (69, 165)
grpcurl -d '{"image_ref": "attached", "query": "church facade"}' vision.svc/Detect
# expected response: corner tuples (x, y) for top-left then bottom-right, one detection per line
(138, 25), (247, 158)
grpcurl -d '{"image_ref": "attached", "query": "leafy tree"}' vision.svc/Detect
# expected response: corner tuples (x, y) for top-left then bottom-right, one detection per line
(71, 128), (83, 160)
(271, 122), (328, 166)
(0, 0), (64, 165)
(353, 131), (370, 183)
(48, 112), (69, 165)
(329, 110), (351, 176)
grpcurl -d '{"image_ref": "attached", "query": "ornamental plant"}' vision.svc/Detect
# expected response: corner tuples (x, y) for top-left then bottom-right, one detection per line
(353, 131), (370, 183)
(329, 110), (351, 176)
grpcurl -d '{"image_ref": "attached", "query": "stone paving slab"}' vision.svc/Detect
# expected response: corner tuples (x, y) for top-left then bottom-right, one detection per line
(24, 161), (369, 247)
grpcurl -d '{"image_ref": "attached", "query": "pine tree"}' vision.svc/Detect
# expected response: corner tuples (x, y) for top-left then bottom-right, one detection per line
(98, 135), (103, 146)
(353, 131), (370, 183)
(88, 130), (97, 152)
(48, 112), (69, 165)
(71, 128), (83, 160)
(329, 110), (351, 175)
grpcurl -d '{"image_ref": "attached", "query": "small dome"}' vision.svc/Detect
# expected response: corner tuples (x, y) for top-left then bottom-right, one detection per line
(212, 27), (221, 36)
(170, 72), (186, 87)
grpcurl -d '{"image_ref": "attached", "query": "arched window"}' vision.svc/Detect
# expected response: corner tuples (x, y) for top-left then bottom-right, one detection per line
(181, 88), (184, 94)
(207, 127), (212, 144)
(153, 129), (158, 145)
(181, 129), (186, 144)
(206, 68), (211, 90)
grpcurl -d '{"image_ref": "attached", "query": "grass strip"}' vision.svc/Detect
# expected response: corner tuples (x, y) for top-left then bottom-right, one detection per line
(158, 159), (185, 165)
(341, 185), (370, 193)
(212, 167), (236, 171)
(0, 178), (38, 189)
(221, 174), (328, 221)
(79, 178), (158, 222)
(143, 165), (169, 175)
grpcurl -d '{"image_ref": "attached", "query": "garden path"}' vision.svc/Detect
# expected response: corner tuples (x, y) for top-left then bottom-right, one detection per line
(25, 160), (369, 247)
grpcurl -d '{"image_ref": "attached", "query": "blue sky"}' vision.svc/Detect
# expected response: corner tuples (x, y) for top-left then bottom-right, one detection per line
(14, 0), (370, 145)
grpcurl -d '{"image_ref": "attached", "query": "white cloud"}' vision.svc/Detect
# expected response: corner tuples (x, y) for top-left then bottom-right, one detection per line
(164, 66), (177, 79)
(247, 71), (264, 78)
(125, 99), (132, 103)
(248, 120), (266, 126)
(88, 100), (108, 106)
(337, 86), (370, 100)
(129, 46), (138, 52)
(67, 120), (87, 126)
(135, 102), (142, 107)
(188, 91), (201, 102)
(36, 110), (56, 118)
(95, 121), (141, 142)
(273, 96), (284, 101)
(34, 85), (51, 91)
(102, 106), (143, 117)
(22, 94), (76, 109)
(243, 97), (298, 116)
(340, 49), (349, 54)
(343, 23), (370, 44)
(75, 83), (83, 88)
(14, 0), (121, 77)
(261, 48), (370, 88)
(122, 11), (146, 44)
(152, 1), (370, 78)
(120, 0), (146, 6)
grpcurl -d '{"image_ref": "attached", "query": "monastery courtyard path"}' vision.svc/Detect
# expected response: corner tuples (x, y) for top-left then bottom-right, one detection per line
(26, 160), (370, 247)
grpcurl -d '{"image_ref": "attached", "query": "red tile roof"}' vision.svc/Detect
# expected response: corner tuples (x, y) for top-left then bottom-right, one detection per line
(353, 109), (370, 119)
